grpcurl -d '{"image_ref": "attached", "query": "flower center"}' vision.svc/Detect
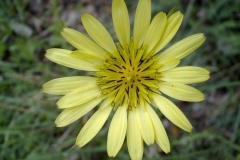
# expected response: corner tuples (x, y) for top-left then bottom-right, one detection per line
(95, 40), (159, 109)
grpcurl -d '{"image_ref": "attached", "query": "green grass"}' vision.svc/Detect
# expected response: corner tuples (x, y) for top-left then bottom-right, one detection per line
(1, 0), (240, 159)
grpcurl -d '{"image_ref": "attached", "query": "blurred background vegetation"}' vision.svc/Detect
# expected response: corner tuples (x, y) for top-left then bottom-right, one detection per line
(0, 0), (240, 159)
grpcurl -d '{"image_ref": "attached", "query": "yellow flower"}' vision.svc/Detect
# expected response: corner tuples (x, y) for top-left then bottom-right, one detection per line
(43, 0), (209, 159)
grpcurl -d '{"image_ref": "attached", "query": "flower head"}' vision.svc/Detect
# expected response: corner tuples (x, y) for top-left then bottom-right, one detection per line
(43, 0), (209, 159)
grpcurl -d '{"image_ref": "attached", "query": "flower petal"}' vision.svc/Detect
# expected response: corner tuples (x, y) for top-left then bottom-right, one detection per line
(152, 93), (192, 132)
(137, 106), (154, 145)
(157, 34), (206, 62)
(76, 106), (112, 147)
(71, 50), (103, 64)
(61, 28), (107, 57)
(158, 82), (204, 102)
(45, 48), (97, 71)
(144, 12), (167, 55)
(127, 109), (144, 160)
(133, 0), (151, 49)
(55, 97), (103, 127)
(156, 58), (180, 72)
(146, 104), (170, 153)
(153, 11), (183, 54)
(112, 0), (130, 48)
(107, 105), (127, 157)
(81, 14), (117, 53)
(71, 50), (106, 63)
(57, 85), (101, 108)
(99, 96), (115, 109)
(42, 76), (97, 95)
(161, 66), (210, 84)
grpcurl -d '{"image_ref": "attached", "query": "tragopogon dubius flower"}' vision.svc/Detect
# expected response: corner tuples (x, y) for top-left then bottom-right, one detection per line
(43, 0), (209, 159)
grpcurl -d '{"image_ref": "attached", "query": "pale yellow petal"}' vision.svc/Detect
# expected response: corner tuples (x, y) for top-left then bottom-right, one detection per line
(161, 66), (210, 84)
(76, 106), (112, 147)
(45, 48), (97, 71)
(158, 82), (204, 102)
(144, 12), (167, 54)
(146, 104), (170, 153)
(71, 50), (105, 62)
(99, 96), (115, 109)
(55, 97), (103, 127)
(112, 0), (130, 48)
(156, 58), (180, 72)
(107, 105), (127, 157)
(152, 93), (192, 132)
(61, 28), (107, 56)
(154, 11), (183, 54)
(57, 85), (101, 108)
(137, 106), (154, 145)
(42, 76), (97, 95)
(81, 14), (117, 53)
(133, 0), (151, 49)
(127, 109), (143, 160)
(71, 51), (103, 65)
(157, 34), (206, 62)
